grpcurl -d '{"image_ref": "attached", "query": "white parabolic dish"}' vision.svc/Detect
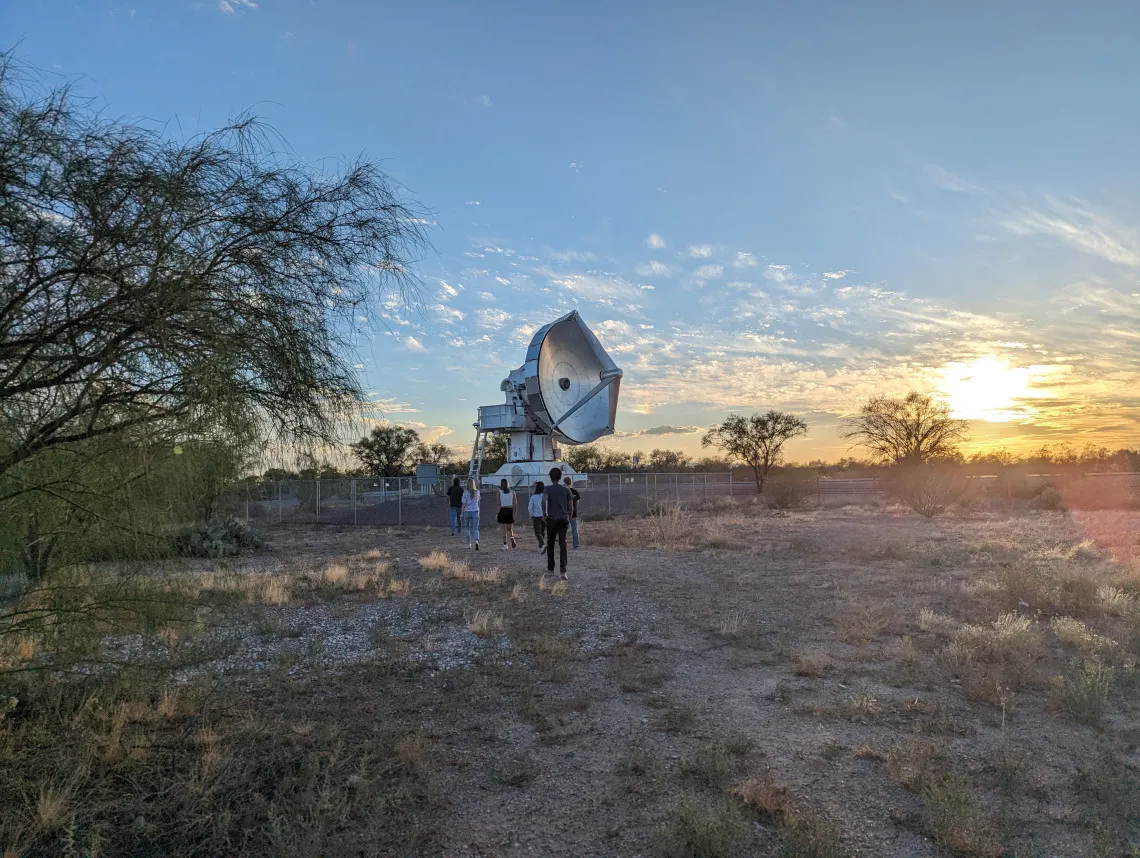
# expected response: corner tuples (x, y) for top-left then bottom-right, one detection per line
(521, 311), (623, 444)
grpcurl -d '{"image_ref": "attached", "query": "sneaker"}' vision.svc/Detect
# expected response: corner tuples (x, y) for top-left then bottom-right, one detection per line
(501, 544), (509, 551)
(466, 544), (472, 550)
(559, 572), (568, 581)
(510, 536), (517, 549)
(475, 542), (480, 551)
(537, 545), (545, 553)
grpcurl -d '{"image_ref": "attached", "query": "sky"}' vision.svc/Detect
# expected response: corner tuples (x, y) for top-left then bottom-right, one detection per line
(7, 1), (1140, 462)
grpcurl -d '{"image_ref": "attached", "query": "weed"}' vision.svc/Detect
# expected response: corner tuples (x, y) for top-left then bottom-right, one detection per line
(617, 741), (665, 787)
(920, 772), (1003, 857)
(730, 777), (792, 819)
(510, 582), (528, 603)
(468, 610), (505, 637)
(792, 651), (831, 677)
(1054, 657), (1114, 723)
(841, 691), (880, 720)
(652, 796), (751, 858)
(835, 606), (889, 646)
(779, 809), (848, 858)
(918, 608), (959, 636)
(658, 706), (699, 734)
(1051, 616), (1119, 656)
(682, 740), (749, 788)
(417, 550), (451, 572)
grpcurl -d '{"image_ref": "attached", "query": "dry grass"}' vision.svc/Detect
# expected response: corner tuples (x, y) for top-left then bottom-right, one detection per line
(417, 550), (451, 572)
(792, 650), (832, 677)
(468, 609), (505, 637)
(447, 563), (503, 584)
(835, 606), (889, 646)
(730, 777), (793, 819)
(1050, 616), (1119, 656)
(652, 796), (751, 858)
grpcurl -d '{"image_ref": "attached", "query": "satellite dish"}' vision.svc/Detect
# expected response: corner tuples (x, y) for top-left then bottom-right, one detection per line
(470, 310), (624, 486)
(522, 311), (622, 444)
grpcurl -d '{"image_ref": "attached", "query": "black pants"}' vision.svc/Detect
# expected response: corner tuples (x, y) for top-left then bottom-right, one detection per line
(532, 516), (546, 546)
(545, 518), (569, 573)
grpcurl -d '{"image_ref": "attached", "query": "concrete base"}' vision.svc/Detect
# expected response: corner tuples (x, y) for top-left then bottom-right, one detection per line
(481, 460), (583, 489)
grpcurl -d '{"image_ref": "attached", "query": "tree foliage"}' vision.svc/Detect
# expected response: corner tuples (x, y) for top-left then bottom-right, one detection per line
(701, 410), (807, 493)
(648, 448), (689, 471)
(0, 54), (428, 483)
(842, 392), (967, 465)
(0, 54), (427, 575)
(350, 425), (421, 477)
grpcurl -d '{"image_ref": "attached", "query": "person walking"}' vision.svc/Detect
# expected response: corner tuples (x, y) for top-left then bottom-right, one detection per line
(446, 476), (464, 535)
(563, 476), (581, 549)
(542, 467), (572, 580)
(461, 478), (481, 550)
(528, 481), (546, 552)
(497, 479), (518, 550)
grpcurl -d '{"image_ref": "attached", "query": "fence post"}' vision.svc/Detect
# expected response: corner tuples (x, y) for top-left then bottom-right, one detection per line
(316, 478), (321, 523)
(817, 477), (821, 506)
(728, 471), (733, 498)
(352, 479), (357, 525)
(675, 472), (679, 505)
(607, 473), (612, 517)
(278, 480), (282, 524)
(398, 477), (403, 526)
(645, 473), (650, 514)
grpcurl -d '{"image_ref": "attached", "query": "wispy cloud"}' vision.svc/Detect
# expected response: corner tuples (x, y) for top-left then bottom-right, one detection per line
(465, 200), (481, 206)
(614, 424), (703, 438)
(734, 252), (758, 268)
(823, 270), (848, 280)
(636, 260), (673, 277)
(693, 264), (724, 281)
(924, 164), (988, 195)
(1000, 197), (1140, 267)
(217, 0), (256, 12)
(476, 308), (511, 329)
(404, 335), (425, 352)
(439, 279), (459, 298)
(646, 233), (666, 249)
(688, 244), (713, 258)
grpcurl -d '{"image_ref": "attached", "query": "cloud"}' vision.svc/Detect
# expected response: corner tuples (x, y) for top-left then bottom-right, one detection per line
(476, 308), (512, 329)
(734, 252), (758, 268)
(404, 336), (425, 352)
(439, 279), (459, 297)
(614, 425), (703, 438)
(465, 200), (481, 206)
(544, 270), (647, 307)
(478, 94), (492, 108)
(646, 233), (666, 249)
(636, 260), (673, 277)
(1000, 197), (1140, 267)
(431, 303), (465, 324)
(363, 396), (422, 415)
(822, 270), (849, 280)
(763, 264), (793, 283)
(218, 0), (256, 11)
(693, 264), (724, 280)
(688, 244), (713, 258)
(924, 164), (988, 195)
(549, 249), (598, 264)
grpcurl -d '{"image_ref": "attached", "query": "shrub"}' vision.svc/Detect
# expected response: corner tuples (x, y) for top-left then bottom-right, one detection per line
(767, 481), (812, 510)
(174, 517), (264, 558)
(653, 796), (751, 858)
(1029, 486), (1065, 512)
(892, 467), (967, 519)
(1054, 657), (1114, 723)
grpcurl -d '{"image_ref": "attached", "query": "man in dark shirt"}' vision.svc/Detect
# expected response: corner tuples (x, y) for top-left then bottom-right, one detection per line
(446, 476), (464, 535)
(541, 467), (573, 580)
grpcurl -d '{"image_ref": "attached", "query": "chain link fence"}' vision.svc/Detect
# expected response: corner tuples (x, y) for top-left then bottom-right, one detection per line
(227, 473), (896, 528)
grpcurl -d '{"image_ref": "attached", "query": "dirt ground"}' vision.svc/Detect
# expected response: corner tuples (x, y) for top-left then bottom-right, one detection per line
(197, 503), (1138, 858)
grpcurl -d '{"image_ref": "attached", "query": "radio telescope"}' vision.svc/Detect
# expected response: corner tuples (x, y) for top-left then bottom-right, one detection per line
(469, 310), (623, 486)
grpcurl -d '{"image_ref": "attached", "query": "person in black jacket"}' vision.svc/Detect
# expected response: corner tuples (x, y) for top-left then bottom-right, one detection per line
(446, 476), (464, 535)
(563, 476), (581, 549)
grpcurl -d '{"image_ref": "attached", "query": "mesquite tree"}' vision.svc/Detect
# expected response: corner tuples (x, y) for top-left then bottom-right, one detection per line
(842, 392), (966, 465)
(702, 411), (808, 493)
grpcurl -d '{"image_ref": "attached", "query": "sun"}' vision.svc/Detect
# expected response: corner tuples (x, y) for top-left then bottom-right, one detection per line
(938, 356), (1031, 422)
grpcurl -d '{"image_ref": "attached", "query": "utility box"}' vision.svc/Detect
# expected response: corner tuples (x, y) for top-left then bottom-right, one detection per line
(415, 463), (441, 488)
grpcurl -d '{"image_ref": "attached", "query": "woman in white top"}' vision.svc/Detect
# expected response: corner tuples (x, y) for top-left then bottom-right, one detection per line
(528, 481), (546, 552)
(496, 478), (518, 549)
(461, 478), (481, 550)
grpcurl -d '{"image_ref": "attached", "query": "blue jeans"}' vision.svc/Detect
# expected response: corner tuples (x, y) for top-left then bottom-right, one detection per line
(569, 517), (579, 548)
(449, 507), (461, 534)
(464, 510), (480, 545)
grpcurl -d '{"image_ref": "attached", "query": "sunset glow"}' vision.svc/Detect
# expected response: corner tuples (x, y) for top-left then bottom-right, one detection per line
(938, 356), (1033, 423)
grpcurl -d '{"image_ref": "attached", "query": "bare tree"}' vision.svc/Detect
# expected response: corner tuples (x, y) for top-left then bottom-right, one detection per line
(648, 448), (689, 471)
(842, 392), (966, 465)
(702, 411), (808, 493)
(0, 54), (429, 483)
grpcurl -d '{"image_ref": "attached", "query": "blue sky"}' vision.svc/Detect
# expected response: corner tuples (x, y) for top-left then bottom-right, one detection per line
(8, 1), (1140, 460)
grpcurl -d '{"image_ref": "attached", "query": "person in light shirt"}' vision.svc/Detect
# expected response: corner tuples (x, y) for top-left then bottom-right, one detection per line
(528, 481), (546, 552)
(461, 478), (481, 550)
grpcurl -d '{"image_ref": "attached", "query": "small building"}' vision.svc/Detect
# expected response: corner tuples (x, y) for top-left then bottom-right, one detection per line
(415, 463), (441, 489)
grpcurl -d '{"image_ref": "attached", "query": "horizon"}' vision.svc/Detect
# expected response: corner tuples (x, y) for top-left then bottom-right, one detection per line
(10, 1), (1138, 463)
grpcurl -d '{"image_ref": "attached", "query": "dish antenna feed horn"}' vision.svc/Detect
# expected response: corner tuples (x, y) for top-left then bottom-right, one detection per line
(469, 310), (623, 488)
